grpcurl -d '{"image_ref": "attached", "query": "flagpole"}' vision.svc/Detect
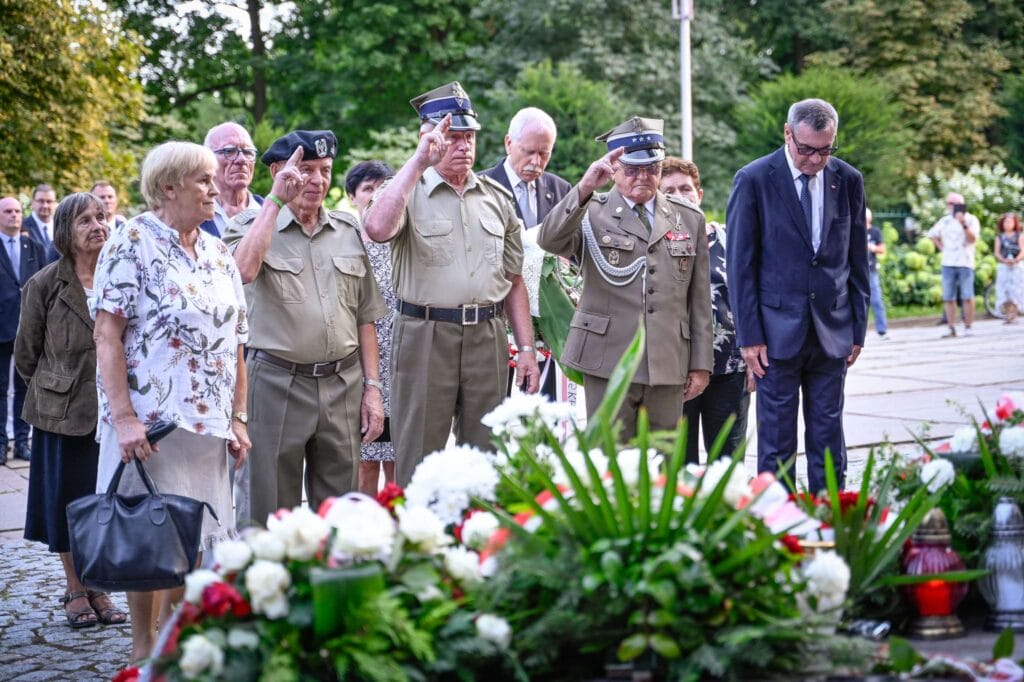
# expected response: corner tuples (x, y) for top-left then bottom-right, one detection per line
(673, 0), (694, 159)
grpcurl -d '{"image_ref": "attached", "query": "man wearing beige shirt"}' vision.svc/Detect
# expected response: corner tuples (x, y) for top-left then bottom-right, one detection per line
(363, 82), (539, 485)
(223, 130), (388, 525)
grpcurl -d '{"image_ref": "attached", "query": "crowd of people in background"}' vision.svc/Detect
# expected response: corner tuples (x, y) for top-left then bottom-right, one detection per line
(2, 82), (1020, 665)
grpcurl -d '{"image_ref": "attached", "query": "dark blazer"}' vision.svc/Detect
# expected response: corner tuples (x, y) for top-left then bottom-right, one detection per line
(0, 234), (47, 343)
(22, 215), (58, 263)
(15, 257), (98, 435)
(479, 160), (571, 226)
(200, 194), (264, 237)
(725, 147), (869, 360)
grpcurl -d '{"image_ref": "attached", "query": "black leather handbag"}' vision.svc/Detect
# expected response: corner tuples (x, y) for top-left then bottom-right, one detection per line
(66, 456), (218, 591)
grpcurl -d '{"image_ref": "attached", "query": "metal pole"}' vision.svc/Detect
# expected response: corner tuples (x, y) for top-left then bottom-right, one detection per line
(673, 0), (693, 159)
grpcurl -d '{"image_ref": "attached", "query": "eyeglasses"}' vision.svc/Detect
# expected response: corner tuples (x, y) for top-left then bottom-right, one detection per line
(213, 146), (258, 161)
(790, 130), (838, 157)
(621, 163), (662, 178)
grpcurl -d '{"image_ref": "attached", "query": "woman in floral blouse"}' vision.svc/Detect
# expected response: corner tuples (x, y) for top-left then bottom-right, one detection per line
(92, 142), (252, 662)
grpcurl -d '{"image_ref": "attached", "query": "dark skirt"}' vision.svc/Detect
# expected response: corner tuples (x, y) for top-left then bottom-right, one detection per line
(23, 429), (99, 553)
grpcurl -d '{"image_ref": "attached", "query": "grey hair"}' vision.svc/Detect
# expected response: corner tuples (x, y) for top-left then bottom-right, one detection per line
(203, 121), (252, 149)
(140, 142), (217, 210)
(787, 99), (839, 132)
(508, 107), (557, 142)
(53, 192), (105, 262)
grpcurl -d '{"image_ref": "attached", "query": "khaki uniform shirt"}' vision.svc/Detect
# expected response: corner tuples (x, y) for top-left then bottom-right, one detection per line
(537, 186), (713, 385)
(222, 205), (388, 364)
(381, 167), (524, 306)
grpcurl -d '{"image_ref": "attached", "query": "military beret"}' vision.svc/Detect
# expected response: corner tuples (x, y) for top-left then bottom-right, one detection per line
(595, 117), (666, 166)
(409, 81), (480, 131)
(261, 130), (338, 166)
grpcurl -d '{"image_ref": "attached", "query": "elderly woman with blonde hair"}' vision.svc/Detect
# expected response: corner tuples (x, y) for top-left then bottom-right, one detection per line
(92, 141), (251, 662)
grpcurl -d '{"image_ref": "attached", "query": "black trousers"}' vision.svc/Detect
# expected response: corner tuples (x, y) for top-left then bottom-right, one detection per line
(0, 341), (30, 446)
(682, 371), (749, 465)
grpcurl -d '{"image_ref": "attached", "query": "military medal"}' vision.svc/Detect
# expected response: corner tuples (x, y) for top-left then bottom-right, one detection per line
(609, 250), (620, 265)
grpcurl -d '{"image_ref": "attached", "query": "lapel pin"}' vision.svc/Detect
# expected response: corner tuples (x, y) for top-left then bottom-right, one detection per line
(615, 206), (622, 214)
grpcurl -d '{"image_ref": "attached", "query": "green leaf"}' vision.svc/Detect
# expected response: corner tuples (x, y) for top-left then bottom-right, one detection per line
(584, 323), (644, 442)
(648, 632), (682, 659)
(617, 633), (649, 661)
(879, 569), (989, 586)
(993, 627), (1015, 659)
(886, 636), (923, 672)
(537, 269), (585, 385)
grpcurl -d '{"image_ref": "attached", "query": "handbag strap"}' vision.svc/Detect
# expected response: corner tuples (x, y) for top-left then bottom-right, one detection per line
(105, 458), (161, 497)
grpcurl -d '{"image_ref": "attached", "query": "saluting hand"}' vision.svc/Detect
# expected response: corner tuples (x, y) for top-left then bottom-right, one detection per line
(269, 146), (306, 204)
(414, 113), (452, 170)
(578, 147), (625, 202)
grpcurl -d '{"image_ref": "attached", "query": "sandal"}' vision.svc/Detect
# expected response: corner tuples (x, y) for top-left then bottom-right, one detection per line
(61, 591), (98, 629)
(87, 590), (128, 625)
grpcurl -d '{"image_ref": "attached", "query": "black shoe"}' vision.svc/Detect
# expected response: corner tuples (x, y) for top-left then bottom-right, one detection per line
(13, 443), (31, 461)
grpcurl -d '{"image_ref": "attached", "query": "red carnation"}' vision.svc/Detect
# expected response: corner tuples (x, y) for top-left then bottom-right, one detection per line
(780, 534), (803, 555)
(201, 581), (252, 618)
(376, 482), (405, 511)
(112, 667), (140, 682)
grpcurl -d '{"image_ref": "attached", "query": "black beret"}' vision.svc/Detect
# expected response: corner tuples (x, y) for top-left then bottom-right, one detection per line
(261, 130), (338, 166)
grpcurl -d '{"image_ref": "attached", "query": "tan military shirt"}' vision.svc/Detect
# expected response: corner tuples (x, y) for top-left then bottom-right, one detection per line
(537, 186), (713, 385)
(380, 167), (524, 306)
(222, 205), (388, 364)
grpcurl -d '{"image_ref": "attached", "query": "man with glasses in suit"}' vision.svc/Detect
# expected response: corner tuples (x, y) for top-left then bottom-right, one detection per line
(202, 122), (264, 237)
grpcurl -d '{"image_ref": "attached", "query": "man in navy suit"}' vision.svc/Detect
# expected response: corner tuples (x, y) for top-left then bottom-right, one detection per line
(22, 184), (58, 263)
(201, 122), (264, 237)
(726, 98), (868, 495)
(479, 107), (571, 229)
(0, 197), (47, 463)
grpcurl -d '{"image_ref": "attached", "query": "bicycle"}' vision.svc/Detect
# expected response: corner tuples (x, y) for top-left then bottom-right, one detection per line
(984, 281), (1006, 319)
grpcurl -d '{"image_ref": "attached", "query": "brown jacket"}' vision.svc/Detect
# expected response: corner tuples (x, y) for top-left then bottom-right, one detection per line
(15, 257), (98, 436)
(537, 186), (713, 385)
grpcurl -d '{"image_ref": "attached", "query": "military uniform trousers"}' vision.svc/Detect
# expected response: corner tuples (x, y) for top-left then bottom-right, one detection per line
(244, 351), (363, 526)
(583, 375), (686, 439)
(392, 314), (508, 486)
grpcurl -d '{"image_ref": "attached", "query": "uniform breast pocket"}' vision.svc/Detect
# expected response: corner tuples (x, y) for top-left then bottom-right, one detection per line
(262, 254), (305, 304)
(414, 220), (454, 267)
(480, 218), (505, 266)
(332, 256), (366, 303)
(596, 232), (635, 267)
(667, 240), (696, 281)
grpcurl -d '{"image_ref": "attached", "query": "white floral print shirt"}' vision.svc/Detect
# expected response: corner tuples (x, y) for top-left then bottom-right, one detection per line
(91, 212), (249, 439)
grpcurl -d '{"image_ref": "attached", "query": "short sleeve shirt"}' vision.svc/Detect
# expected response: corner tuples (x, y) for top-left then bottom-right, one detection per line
(928, 213), (981, 268)
(91, 212), (249, 439)
(221, 205), (388, 364)
(381, 167), (524, 306)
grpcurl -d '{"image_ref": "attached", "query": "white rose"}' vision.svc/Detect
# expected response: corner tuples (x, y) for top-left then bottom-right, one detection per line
(1000, 426), (1024, 457)
(461, 511), (500, 549)
(552, 449), (609, 487)
(920, 458), (956, 493)
(481, 393), (574, 436)
(179, 633), (225, 679)
(443, 546), (482, 583)
(699, 459), (749, 507)
(405, 445), (500, 525)
(245, 559), (291, 619)
(475, 613), (512, 649)
(328, 493), (397, 562)
(949, 426), (978, 454)
(615, 448), (661, 488)
(183, 569), (222, 605)
(397, 505), (451, 552)
(245, 530), (287, 562)
(213, 539), (253, 574)
(267, 507), (330, 561)
(803, 550), (851, 613)
(227, 628), (260, 650)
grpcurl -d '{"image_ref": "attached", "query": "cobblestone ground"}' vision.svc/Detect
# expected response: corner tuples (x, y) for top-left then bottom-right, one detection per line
(0, 538), (131, 681)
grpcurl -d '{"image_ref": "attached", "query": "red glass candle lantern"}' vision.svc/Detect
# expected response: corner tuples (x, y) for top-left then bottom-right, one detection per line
(904, 508), (968, 639)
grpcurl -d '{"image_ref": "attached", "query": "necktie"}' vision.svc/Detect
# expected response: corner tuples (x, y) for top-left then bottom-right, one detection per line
(799, 173), (815, 249)
(517, 181), (537, 228)
(633, 203), (651, 232)
(42, 224), (50, 243)
(7, 237), (20, 282)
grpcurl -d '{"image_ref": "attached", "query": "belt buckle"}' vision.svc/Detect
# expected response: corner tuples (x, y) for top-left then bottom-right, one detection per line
(461, 303), (479, 325)
(310, 361), (333, 378)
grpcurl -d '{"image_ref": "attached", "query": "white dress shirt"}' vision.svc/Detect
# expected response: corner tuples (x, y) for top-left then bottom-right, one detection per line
(784, 145), (824, 252)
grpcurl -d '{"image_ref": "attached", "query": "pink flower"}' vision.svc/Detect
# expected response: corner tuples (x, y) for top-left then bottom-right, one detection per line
(996, 395), (1017, 422)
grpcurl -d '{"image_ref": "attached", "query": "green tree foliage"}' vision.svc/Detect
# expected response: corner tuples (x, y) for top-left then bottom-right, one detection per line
(995, 74), (1024, 178)
(0, 0), (144, 195)
(733, 67), (909, 204)
(710, 0), (833, 74)
(816, 0), (1009, 180)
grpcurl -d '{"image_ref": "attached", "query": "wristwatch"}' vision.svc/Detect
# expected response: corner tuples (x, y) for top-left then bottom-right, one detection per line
(232, 411), (248, 425)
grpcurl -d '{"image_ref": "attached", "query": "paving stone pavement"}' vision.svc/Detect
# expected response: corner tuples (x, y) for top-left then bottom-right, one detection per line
(0, 316), (1021, 679)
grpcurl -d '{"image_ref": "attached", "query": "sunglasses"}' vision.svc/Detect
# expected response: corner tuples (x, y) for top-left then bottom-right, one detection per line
(621, 163), (662, 178)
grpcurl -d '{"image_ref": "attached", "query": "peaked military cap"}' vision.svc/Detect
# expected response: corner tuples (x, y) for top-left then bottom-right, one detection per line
(261, 130), (338, 166)
(595, 117), (666, 166)
(410, 81), (481, 131)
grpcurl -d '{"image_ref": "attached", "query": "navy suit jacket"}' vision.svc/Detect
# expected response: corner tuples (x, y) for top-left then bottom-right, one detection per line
(22, 215), (57, 264)
(0, 235), (47, 343)
(479, 160), (571, 226)
(725, 147), (869, 360)
(200, 194), (264, 237)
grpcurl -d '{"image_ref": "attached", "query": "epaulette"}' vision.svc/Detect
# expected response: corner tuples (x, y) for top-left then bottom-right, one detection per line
(233, 208), (260, 225)
(328, 208), (360, 228)
(479, 173), (513, 200)
(665, 192), (704, 216)
(593, 192), (609, 204)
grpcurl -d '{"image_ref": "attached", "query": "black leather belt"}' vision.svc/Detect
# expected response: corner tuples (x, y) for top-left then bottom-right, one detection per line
(397, 299), (503, 325)
(252, 349), (359, 378)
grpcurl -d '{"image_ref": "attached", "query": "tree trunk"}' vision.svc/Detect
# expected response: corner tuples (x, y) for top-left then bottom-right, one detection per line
(248, 0), (267, 122)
